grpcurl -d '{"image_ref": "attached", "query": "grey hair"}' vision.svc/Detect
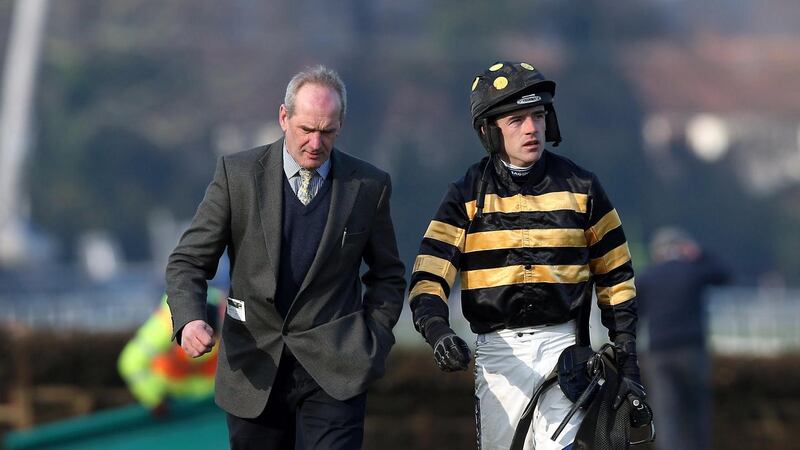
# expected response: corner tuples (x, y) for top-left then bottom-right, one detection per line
(284, 65), (347, 121)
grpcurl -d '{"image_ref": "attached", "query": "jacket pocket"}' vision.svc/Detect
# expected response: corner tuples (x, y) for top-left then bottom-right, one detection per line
(342, 229), (368, 247)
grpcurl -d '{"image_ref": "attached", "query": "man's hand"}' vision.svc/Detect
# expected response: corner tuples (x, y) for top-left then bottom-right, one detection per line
(613, 377), (654, 427)
(611, 334), (653, 426)
(419, 317), (471, 372)
(613, 377), (646, 410)
(181, 319), (215, 357)
(433, 333), (472, 372)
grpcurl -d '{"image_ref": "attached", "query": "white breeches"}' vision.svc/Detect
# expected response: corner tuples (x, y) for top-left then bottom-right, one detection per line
(474, 321), (584, 450)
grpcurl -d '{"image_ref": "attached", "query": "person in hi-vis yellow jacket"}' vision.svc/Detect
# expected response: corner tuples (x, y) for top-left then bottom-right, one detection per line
(118, 288), (224, 416)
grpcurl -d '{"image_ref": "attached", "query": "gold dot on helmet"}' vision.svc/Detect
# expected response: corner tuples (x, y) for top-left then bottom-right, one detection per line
(493, 76), (509, 90)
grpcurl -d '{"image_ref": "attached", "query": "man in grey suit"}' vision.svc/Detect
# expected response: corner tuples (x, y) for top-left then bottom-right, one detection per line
(166, 66), (406, 449)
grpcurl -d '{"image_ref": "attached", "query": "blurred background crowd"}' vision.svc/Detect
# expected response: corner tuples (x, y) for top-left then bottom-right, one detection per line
(1, 0), (799, 449)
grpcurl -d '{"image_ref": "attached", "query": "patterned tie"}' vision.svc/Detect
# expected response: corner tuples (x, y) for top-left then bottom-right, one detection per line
(297, 168), (314, 205)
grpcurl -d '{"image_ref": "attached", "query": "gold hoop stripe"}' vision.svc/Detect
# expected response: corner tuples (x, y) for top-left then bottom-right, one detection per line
(596, 278), (637, 306)
(585, 209), (622, 246)
(589, 243), (632, 275)
(413, 255), (458, 288)
(464, 228), (587, 253)
(409, 280), (448, 303)
(465, 192), (589, 219)
(461, 264), (590, 290)
(424, 220), (466, 251)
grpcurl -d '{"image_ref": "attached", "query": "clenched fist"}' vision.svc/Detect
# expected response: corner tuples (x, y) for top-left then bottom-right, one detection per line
(181, 319), (215, 357)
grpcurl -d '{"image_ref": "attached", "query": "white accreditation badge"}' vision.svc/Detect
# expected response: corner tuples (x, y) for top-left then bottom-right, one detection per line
(226, 297), (246, 322)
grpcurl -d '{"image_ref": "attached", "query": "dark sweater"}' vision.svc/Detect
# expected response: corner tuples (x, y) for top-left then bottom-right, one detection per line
(275, 174), (332, 317)
(637, 255), (729, 350)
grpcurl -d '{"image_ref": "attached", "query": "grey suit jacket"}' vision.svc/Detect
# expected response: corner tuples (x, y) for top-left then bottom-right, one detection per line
(166, 139), (406, 418)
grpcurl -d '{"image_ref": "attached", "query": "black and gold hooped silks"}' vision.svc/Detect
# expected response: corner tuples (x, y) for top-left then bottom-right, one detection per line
(409, 150), (638, 336)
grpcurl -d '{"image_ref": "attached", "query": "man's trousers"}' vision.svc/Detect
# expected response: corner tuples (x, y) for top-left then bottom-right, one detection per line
(474, 321), (584, 450)
(226, 348), (367, 450)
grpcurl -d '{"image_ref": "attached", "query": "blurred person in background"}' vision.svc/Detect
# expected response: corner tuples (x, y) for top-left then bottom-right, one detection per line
(166, 65), (405, 449)
(638, 227), (730, 450)
(118, 288), (224, 417)
(408, 61), (647, 450)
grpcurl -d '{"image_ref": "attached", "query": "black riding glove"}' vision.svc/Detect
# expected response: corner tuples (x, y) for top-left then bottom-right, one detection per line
(612, 334), (653, 427)
(419, 316), (471, 372)
(613, 377), (654, 428)
(613, 333), (642, 384)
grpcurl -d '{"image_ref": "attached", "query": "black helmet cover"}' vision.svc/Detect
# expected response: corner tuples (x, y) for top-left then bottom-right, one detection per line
(469, 61), (562, 152)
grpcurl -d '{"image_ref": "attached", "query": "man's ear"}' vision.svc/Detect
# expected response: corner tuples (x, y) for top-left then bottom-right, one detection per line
(278, 104), (288, 131)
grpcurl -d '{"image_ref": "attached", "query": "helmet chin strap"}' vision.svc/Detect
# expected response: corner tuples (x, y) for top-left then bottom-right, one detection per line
(473, 118), (502, 220)
(474, 153), (492, 220)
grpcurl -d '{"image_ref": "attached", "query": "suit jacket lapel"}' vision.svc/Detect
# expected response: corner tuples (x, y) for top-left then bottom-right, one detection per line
(255, 140), (284, 284)
(295, 149), (361, 298)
